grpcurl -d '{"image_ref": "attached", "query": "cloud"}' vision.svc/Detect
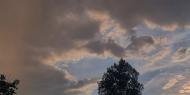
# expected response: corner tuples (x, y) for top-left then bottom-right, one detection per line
(81, 0), (190, 30)
(2, 0), (190, 95)
(127, 35), (154, 51)
(180, 81), (190, 94)
(0, 1), (100, 95)
(42, 0), (190, 57)
(26, 12), (100, 56)
(144, 19), (179, 32)
(65, 79), (97, 95)
(84, 39), (126, 57)
(42, 0), (190, 58)
(163, 79), (178, 90)
(172, 47), (190, 63)
(40, 0), (190, 60)
(150, 47), (171, 62)
(62, 69), (77, 82)
(162, 75), (185, 90)
(66, 83), (96, 95)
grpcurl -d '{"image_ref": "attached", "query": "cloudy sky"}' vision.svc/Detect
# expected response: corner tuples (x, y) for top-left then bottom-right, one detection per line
(1, 0), (190, 95)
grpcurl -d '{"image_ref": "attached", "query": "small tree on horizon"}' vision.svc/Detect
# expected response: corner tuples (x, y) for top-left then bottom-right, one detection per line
(0, 74), (19, 95)
(98, 59), (143, 95)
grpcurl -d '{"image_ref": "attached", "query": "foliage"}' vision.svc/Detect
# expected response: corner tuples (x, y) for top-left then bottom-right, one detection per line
(98, 59), (143, 95)
(0, 74), (19, 95)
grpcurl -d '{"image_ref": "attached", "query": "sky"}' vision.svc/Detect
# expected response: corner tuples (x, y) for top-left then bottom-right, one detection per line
(1, 0), (190, 95)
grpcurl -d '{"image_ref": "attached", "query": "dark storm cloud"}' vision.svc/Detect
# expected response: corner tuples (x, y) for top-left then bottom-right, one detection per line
(85, 40), (125, 57)
(127, 36), (154, 51)
(26, 13), (100, 56)
(43, 0), (190, 56)
(85, 0), (190, 27)
(42, 0), (190, 94)
(2, 0), (190, 95)
(20, 55), (97, 95)
(0, 0), (96, 95)
(26, 0), (133, 58)
(18, 62), (70, 95)
(37, 0), (190, 55)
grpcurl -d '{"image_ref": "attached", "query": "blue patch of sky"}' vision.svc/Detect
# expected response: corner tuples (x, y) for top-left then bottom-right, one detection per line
(171, 29), (190, 50)
(65, 56), (117, 80)
(135, 25), (167, 36)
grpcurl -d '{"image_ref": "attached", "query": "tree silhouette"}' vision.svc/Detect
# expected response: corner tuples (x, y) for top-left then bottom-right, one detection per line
(0, 74), (19, 95)
(98, 59), (143, 95)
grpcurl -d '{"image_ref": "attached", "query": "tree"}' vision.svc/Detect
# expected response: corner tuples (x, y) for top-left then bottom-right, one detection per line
(98, 59), (143, 95)
(0, 74), (20, 95)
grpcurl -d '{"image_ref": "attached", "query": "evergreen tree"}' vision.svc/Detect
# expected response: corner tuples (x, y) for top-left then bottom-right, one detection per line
(98, 59), (143, 95)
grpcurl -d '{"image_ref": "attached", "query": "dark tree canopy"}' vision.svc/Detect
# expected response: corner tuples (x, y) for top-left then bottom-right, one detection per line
(98, 59), (143, 95)
(0, 74), (19, 95)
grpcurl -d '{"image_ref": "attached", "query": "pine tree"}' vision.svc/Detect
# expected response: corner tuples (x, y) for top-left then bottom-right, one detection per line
(98, 59), (143, 95)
